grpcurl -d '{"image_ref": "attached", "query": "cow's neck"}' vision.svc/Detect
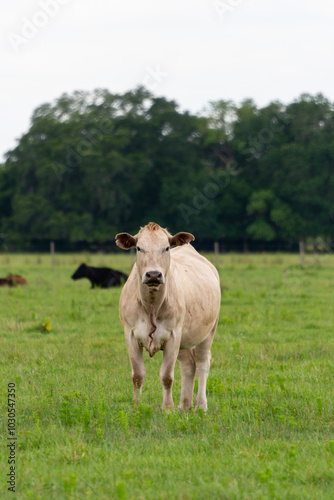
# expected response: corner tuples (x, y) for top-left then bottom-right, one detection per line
(139, 281), (168, 357)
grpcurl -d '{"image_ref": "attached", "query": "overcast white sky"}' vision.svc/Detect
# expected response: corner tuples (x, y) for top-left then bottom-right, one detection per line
(1, 0), (334, 161)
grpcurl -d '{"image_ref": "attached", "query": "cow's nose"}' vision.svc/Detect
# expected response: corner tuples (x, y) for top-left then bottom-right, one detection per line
(145, 271), (163, 281)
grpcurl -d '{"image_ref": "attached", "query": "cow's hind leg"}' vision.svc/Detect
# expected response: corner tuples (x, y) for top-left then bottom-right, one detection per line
(177, 349), (196, 410)
(194, 324), (217, 411)
(125, 331), (146, 405)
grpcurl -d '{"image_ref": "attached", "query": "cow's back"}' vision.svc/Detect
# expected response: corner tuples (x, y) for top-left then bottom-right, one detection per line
(171, 244), (219, 281)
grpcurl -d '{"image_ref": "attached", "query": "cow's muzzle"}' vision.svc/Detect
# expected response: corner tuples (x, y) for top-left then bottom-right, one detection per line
(143, 270), (164, 286)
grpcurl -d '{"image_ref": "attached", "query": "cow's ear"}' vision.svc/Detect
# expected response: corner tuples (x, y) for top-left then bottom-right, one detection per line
(169, 232), (195, 247)
(116, 232), (137, 250)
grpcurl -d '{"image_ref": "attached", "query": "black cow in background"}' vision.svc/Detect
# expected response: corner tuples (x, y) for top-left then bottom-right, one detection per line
(71, 263), (128, 288)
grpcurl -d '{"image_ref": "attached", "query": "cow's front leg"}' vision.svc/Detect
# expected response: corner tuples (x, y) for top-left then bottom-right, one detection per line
(177, 348), (196, 410)
(160, 333), (181, 410)
(125, 329), (146, 405)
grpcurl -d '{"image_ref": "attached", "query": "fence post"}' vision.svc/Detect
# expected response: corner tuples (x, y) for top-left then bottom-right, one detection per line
(214, 241), (219, 268)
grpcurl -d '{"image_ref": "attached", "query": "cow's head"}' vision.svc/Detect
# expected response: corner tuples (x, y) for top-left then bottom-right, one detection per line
(116, 222), (194, 288)
(71, 263), (88, 280)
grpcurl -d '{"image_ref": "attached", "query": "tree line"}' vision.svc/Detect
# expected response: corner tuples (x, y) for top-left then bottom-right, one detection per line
(0, 87), (333, 251)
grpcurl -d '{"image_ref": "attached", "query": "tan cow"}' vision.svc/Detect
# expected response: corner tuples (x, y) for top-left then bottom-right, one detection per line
(116, 222), (221, 410)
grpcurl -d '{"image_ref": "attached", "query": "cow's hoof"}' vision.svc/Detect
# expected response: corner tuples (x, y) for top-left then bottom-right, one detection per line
(178, 404), (193, 411)
(179, 398), (193, 411)
(195, 402), (208, 412)
(162, 404), (174, 412)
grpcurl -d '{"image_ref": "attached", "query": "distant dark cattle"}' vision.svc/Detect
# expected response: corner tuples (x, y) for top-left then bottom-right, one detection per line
(0, 276), (14, 287)
(71, 263), (128, 288)
(7, 274), (28, 285)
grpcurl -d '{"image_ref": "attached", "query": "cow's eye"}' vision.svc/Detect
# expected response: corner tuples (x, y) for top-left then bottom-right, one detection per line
(137, 246), (141, 252)
(165, 247), (170, 252)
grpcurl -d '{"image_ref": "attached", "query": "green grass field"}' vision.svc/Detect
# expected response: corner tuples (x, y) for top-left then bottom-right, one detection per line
(1, 252), (334, 499)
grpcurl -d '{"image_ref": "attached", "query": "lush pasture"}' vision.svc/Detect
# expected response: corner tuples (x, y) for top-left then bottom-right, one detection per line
(1, 252), (334, 499)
